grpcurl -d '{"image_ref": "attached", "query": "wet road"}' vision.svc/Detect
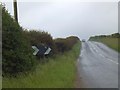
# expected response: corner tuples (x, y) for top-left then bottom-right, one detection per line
(77, 41), (118, 88)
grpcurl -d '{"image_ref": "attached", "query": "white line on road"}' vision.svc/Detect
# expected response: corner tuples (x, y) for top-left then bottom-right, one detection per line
(107, 58), (119, 65)
(99, 53), (105, 58)
(91, 42), (119, 65)
(99, 53), (118, 65)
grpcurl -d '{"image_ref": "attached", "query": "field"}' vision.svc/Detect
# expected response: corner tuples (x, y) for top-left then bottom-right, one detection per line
(91, 37), (119, 52)
(3, 42), (81, 88)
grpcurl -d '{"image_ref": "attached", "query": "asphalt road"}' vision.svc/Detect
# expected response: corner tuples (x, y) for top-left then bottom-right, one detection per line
(77, 41), (118, 88)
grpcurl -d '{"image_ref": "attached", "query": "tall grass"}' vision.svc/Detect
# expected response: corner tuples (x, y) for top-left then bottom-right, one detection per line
(3, 42), (81, 88)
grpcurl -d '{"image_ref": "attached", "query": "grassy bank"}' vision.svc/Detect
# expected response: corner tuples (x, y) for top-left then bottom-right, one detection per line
(90, 37), (119, 52)
(3, 42), (81, 88)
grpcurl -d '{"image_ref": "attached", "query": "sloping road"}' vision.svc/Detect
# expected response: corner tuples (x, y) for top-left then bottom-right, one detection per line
(77, 41), (118, 88)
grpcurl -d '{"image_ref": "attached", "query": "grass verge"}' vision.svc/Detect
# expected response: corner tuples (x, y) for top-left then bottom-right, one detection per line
(3, 42), (81, 88)
(91, 37), (119, 52)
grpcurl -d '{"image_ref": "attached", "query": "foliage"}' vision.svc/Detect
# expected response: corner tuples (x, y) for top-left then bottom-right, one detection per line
(22, 30), (57, 55)
(3, 42), (81, 88)
(2, 6), (36, 76)
(111, 33), (120, 38)
(89, 33), (120, 41)
(54, 36), (79, 52)
(2, 5), (80, 76)
(23, 30), (80, 54)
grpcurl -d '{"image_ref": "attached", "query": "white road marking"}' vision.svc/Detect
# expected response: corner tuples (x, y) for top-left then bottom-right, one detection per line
(99, 53), (118, 65)
(107, 58), (119, 65)
(89, 42), (98, 53)
(80, 49), (84, 57)
(99, 53), (105, 58)
(90, 42), (119, 65)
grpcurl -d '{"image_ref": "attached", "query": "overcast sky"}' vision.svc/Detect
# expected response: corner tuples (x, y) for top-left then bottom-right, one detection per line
(2, 1), (118, 40)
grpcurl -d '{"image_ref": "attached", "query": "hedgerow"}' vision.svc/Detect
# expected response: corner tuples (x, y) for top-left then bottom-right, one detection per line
(22, 30), (57, 55)
(54, 36), (79, 52)
(2, 5), (36, 76)
(2, 5), (80, 76)
(89, 33), (120, 40)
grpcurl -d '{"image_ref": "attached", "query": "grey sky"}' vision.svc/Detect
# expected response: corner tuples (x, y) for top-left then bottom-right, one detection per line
(3, 1), (118, 40)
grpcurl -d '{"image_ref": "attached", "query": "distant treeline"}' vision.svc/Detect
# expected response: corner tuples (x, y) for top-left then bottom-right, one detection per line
(89, 33), (120, 40)
(2, 5), (80, 76)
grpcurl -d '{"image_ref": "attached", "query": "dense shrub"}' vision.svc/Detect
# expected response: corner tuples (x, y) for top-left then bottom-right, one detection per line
(23, 30), (80, 54)
(111, 33), (120, 38)
(2, 6), (36, 76)
(22, 30), (57, 55)
(2, 5), (80, 76)
(54, 36), (79, 52)
(66, 36), (80, 49)
(54, 38), (67, 52)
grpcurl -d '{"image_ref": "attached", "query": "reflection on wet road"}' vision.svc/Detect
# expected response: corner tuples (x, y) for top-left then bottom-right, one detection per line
(77, 41), (118, 88)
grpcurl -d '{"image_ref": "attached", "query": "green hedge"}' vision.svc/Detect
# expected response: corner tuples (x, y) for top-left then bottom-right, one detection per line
(2, 5), (80, 76)
(89, 33), (120, 40)
(22, 30), (57, 55)
(2, 6), (36, 76)
(54, 36), (79, 52)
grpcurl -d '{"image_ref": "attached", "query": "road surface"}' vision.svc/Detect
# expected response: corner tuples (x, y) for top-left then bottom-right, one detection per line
(77, 41), (118, 88)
